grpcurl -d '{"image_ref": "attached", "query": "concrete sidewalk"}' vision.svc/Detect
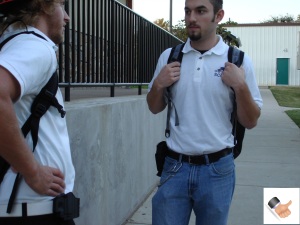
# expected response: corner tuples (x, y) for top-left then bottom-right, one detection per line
(124, 88), (300, 225)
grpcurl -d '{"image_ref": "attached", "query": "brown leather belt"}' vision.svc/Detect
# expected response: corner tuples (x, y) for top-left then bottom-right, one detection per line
(166, 148), (232, 165)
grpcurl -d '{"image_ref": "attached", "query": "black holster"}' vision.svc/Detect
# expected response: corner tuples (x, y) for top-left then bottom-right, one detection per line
(53, 192), (80, 220)
(155, 141), (168, 177)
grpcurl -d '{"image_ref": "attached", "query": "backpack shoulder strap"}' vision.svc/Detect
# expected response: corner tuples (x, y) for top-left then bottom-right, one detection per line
(7, 71), (66, 213)
(228, 46), (244, 67)
(0, 31), (46, 50)
(165, 43), (184, 137)
(167, 43), (185, 64)
(21, 71), (66, 147)
(0, 31), (66, 213)
(0, 31), (64, 153)
(228, 46), (245, 159)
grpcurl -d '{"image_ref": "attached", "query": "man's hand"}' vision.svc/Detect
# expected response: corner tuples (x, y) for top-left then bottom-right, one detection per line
(23, 164), (65, 197)
(154, 61), (181, 89)
(275, 200), (292, 218)
(221, 62), (260, 129)
(147, 61), (181, 114)
(221, 62), (245, 90)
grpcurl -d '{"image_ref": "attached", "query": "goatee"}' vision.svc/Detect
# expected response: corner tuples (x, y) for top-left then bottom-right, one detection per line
(189, 33), (202, 41)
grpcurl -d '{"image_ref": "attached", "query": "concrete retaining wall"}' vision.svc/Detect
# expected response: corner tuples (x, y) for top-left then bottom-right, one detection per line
(65, 95), (165, 225)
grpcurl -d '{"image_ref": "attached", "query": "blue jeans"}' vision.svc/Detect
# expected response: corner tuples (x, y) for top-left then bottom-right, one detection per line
(152, 153), (235, 225)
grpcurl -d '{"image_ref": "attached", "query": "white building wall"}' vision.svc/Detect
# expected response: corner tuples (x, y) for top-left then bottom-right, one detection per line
(225, 25), (300, 86)
(297, 32), (300, 70)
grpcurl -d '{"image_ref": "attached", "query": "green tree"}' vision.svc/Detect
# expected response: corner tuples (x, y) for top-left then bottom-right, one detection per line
(217, 24), (241, 47)
(171, 20), (188, 41)
(154, 18), (241, 47)
(154, 18), (170, 31)
(223, 18), (238, 26)
(261, 14), (295, 23)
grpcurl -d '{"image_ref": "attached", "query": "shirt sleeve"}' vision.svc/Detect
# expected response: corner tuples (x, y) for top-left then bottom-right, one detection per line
(148, 48), (172, 92)
(0, 34), (56, 99)
(243, 53), (263, 109)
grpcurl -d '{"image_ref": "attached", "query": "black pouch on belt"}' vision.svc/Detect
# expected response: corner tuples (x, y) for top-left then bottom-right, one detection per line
(155, 141), (168, 177)
(53, 192), (80, 220)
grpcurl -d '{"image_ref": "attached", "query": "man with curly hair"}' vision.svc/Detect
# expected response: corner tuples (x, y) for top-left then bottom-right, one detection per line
(0, 0), (78, 224)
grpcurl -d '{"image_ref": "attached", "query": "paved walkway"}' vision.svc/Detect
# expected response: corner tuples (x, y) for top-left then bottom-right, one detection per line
(125, 88), (300, 225)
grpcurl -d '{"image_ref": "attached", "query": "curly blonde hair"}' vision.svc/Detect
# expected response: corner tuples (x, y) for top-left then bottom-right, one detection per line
(0, 0), (59, 32)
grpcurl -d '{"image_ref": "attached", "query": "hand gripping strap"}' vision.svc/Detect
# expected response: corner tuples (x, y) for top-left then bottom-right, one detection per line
(165, 43), (185, 138)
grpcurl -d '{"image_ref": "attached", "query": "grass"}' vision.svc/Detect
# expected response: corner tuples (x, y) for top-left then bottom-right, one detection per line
(269, 86), (300, 108)
(286, 110), (300, 128)
(269, 86), (300, 128)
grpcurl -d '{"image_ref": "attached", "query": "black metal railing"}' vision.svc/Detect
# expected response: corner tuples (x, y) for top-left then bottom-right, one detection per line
(58, 0), (183, 101)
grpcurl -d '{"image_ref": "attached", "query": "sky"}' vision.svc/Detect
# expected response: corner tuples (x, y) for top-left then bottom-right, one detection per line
(133, 0), (300, 25)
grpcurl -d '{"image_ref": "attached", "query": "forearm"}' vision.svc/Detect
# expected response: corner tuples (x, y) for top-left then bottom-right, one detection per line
(0, 98), (38, 178)
(147, 79), (167, 114)
(234, 82), (261, 129)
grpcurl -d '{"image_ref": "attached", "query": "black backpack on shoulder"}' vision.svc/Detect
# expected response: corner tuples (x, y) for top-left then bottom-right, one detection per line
(166, 43), (245, 159)
(0, 31), (66, 213)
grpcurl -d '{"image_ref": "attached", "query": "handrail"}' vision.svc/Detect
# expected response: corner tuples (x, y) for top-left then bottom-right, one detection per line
(58, 0), (183, 101)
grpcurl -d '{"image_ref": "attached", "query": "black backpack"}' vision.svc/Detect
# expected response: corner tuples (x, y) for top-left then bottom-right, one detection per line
(0, 31), (66, 213)
(165, 43), (245, 159)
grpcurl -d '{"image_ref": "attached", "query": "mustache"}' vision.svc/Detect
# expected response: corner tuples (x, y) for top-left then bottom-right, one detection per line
(187, 23), (200, 28)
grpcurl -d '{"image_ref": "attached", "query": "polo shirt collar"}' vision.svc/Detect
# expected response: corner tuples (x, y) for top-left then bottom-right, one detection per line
(182, 35), (227, 56)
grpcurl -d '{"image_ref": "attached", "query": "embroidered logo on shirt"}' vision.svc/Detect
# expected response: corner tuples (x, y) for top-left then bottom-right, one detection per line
(214, 67), (225, 77)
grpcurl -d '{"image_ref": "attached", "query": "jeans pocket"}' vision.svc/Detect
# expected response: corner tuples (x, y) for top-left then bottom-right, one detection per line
(158, 157), (182, 187)
(211, 154), (235, 176)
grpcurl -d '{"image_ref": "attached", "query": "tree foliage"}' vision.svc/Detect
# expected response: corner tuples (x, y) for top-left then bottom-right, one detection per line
(217, 24), (241, 47)
(153, 13), (300, 48)
(171, 20), (188, 41)
(154, 18), (170, 31)
(261, 14), (297, 23)
(154, 18), (241, 47)
(222, 19), (238, 26)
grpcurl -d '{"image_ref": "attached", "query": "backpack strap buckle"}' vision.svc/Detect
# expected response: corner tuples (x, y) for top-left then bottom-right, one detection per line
(33, 103), (47, 118)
